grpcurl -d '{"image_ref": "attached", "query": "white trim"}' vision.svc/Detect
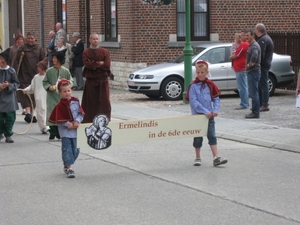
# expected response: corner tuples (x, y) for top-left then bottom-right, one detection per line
(2, 0), (9, 49)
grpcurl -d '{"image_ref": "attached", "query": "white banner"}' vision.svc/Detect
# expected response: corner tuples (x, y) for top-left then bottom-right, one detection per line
(78, 114), (208, 150)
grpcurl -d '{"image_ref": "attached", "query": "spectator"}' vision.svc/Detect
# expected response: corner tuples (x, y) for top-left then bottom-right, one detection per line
(229, 30), (249, 110)
(71, 32), (84, 90)
(57, 38), (71, 70)
(54, 22), (67, 50)
(46, 30), (56, 67)
(245, 30), (261, 119)
(255, 23), (274, 112)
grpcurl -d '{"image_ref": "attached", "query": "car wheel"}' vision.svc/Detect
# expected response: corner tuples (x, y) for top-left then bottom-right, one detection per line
(145, 94), (161, 99)
(268, 75), (276, 96)
(161, 77), (183, 101)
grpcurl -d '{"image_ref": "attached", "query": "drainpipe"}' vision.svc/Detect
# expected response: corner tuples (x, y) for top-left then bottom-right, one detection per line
(39, 0), (44, 47)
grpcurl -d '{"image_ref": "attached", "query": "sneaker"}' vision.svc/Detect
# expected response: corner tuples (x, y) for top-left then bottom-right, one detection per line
(49, 134), (56, 141)
(193, 158), (201, 166)
(0, 134), (4, 141)
(63, 166), (68, 174)
(5, 137), (14, 143)
(42, 127), (50, 134)
(213, 157), (228, 166)
(24, 113), (32, 123)
(66, 169), (75, 178)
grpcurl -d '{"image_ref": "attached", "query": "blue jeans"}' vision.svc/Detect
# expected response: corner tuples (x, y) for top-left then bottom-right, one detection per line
(236, 70), (249, 108)
(193, 118), (217, 148)
(247, 71), (261, 115)
(61, 137), (80, 166)
(259, 68), (269, 107)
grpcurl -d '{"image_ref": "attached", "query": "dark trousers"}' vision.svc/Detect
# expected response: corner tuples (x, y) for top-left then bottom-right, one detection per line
(0, 111), (16, 137)
(49, 125), (60, 138)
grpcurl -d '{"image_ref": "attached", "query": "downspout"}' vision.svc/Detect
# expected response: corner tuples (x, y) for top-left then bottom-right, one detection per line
(39, 0), (44, 47)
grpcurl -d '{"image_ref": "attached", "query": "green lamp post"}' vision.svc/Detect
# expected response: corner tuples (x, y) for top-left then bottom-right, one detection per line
(140, 0), (192, 103)
(182, 0), (193, 103)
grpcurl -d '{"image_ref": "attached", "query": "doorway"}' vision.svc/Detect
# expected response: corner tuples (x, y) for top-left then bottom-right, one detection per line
(9, 0), (22, 46)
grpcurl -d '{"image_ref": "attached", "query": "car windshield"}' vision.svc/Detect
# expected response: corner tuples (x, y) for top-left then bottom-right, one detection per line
(170, 47), (206, 63)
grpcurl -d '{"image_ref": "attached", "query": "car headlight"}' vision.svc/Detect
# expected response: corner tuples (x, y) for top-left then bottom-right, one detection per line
(135, 75), (154, 79)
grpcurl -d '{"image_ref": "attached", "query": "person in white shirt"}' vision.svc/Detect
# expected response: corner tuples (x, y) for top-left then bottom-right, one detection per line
(22, 58), (50, 134)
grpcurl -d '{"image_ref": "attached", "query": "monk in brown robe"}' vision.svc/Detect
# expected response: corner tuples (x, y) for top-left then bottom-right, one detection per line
(9, 31), (24, 72)
(15, 32), (45, 123)
(81, 33), (111, 123)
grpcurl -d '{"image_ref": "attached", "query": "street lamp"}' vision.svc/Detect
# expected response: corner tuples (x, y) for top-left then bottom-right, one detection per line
(182, 0), (192, 103)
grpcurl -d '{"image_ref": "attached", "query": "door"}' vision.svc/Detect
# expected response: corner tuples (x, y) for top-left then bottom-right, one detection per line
(9, 0), (22, 46)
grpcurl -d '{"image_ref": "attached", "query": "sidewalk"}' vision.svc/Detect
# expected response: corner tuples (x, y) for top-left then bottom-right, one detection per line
(100, 89), (300, 154)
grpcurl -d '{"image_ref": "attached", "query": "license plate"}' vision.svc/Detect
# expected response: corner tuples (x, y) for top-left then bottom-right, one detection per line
(128, 81), (135, 86)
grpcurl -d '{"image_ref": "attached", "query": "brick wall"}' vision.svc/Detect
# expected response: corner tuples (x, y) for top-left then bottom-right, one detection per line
(22, 0), (300, 90)
(210, 0), (300, 42)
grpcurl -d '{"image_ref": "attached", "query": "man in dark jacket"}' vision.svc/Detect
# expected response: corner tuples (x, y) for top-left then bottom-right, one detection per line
(46, 30), (56, 67)
(71, 32), (84, 90)
(255, 23), (274, 112)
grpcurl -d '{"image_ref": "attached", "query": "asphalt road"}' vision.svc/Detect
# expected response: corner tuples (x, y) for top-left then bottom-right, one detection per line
(1, 88), (300, 225)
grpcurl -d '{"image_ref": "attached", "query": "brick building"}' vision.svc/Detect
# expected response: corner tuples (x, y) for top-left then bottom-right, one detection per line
(2, 0), (300, 90)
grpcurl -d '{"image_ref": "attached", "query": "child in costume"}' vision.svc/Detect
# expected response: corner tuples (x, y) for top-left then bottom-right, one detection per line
(48, 79), (84, 178)
(186, 60), (227, 167)
(43, 49), (73, 140)
(0, 48), (20, 143)
(22, 57), (50, 134)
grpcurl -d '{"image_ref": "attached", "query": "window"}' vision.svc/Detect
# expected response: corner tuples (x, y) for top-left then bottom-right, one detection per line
(57, 0), (67, 30)
(197, 47), (227, 64)
(177, 0), (210, 41)
(104, 0), (117, 42)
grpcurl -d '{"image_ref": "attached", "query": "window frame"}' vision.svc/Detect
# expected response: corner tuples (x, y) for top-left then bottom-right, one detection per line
(104, 0), (118, 42)
(176, 0), (210, 42)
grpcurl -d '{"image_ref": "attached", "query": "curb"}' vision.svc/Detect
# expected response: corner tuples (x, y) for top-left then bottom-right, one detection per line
(217, 132), (300, 154)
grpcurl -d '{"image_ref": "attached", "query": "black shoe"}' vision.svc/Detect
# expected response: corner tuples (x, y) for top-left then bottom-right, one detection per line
(213, 157), (228, 166)
(260, 106), (270, 112)
(49, 134), (55, 140)
(245, 113), (259, 119)
(24, 113), (32, 123)
(32, 116), (37, 123)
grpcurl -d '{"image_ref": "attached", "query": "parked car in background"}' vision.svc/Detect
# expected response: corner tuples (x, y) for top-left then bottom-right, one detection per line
(127, 43), (295, 101)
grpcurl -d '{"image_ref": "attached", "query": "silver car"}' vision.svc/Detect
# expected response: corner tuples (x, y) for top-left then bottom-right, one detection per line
(127, 43), (295, 100)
